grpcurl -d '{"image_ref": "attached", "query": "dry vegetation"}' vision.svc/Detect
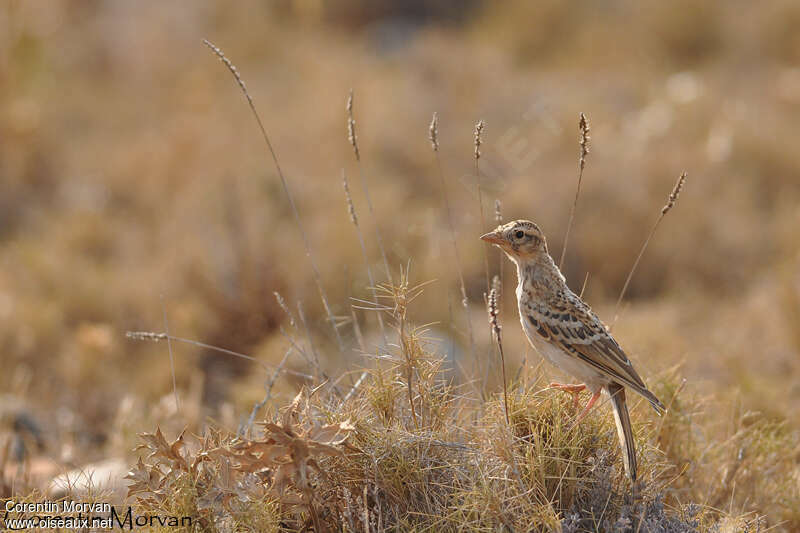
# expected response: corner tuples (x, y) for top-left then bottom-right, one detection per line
(2, 1), (800, 531)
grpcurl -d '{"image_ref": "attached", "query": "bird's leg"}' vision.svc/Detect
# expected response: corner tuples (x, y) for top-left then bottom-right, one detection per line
(568, 390), (602, 430)
(548, 382), (586, 409)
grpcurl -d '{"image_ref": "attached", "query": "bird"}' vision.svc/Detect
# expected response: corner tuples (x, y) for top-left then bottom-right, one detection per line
(481, 219), (665, 481)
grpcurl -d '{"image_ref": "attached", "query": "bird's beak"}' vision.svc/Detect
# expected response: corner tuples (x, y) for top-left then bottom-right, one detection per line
(480, 231), (504, 245)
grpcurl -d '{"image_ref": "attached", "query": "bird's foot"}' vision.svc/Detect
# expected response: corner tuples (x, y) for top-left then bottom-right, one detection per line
(567, 390), (602, 431)
(547, 382), (586, 393)
(547, 382), (586, 409)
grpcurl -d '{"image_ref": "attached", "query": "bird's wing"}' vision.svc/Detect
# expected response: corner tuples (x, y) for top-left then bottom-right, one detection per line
(525, 293), (665, 413)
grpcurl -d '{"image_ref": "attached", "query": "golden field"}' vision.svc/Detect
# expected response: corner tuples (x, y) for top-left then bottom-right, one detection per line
(1, 1), (800, 531)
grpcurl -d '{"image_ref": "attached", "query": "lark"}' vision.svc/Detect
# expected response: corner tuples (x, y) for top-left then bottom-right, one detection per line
(481, 220), (665, 481)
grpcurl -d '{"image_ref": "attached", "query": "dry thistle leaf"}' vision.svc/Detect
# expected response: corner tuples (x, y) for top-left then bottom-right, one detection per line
(223, 390), (355, 501)
(125, 456), (162, 497)
(136, 427), (188, 471)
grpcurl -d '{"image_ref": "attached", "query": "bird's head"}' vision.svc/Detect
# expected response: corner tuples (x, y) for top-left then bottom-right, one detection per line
(480, 220), (548, 262)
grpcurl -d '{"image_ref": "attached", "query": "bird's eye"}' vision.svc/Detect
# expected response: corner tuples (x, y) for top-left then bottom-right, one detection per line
(515, 230), (525, 239)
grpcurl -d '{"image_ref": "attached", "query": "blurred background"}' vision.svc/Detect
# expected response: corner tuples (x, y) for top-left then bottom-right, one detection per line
(1, 0), (799, 508)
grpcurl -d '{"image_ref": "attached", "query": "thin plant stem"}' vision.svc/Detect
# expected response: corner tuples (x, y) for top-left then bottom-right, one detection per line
(474, 120), (491, 394)
(399, 310), (419, 429)
(474, 120), (490, 294)
(344, 266), (367, 353)
(559, 112), (591, 269)
(126, 331), (312, 380)
(203, 39), (345, 353)
(579, 271), (590, 299)
(297, 301), (322, 382)
(495, 199), (504, 293)
(488, 284), (509, 424)
(342, 169), (388, 346)
(613, 171), (687, 325)
(160, 295), (180, 413)
(242, 347), (293, 437)
(347, 90), (393, 285)
(429, 113), (476, 366)
(344, 370), (369, 403)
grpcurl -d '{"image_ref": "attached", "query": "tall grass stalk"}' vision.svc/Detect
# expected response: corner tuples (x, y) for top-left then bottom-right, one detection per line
(125, 330), (312, 380)
(344, 266), (367, 353)
(203, 39), (345, 353)
(613, 171), (687, 325)
(160, 296), (180, 413)
(429, 113), (476, 367)
(297, 301), (322, 382)
(494, 199), (504, 315)
(342, 169), (387, 346)
(474, 120), (490, 293)
(343, 169), (385, 402)
(559, 112), (591, 269)
(488, 279), (509, 424)
(274, 292), (324, 381)
(243, 347), (293, 436)
(347, 90), (393, 285)
(474, 120), (492, 393)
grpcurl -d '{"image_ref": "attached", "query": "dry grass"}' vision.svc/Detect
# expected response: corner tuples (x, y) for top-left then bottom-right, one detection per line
(116, 284), (766, 530)
(2, 1), (799, 531)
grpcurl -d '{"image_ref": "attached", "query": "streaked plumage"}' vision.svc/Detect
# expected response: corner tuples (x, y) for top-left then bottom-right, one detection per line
(481, 219), (665, 481)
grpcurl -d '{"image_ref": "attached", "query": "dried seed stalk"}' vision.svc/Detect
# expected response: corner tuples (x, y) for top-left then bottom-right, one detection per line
(346, 90), (393, 285)
(613, 171), (688, 324)
(428, 113), (476, 369)
(488, 279), (510, 424)
(342, 169), (387, 345)
(203, 39), (345, 353)
(559, 112), (591, 269)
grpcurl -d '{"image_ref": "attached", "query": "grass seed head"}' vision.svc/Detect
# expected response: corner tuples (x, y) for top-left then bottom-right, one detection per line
(662, 171), (687, 215)
(487, 283), (501, 340)
(342, 170), (358, 225)
(474, 119), (485, 160)
(347, 89), (360, 161)
(578, 112), (591, 171)
(429, 112), (439, 152)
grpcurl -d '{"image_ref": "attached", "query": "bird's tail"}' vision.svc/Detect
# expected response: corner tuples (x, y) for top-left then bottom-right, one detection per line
(639, 387), (666, 415)
(608, 382), (637, 481)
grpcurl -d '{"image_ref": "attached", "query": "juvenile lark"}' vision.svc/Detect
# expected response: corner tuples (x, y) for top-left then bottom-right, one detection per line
(481, 220), (665, 481)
